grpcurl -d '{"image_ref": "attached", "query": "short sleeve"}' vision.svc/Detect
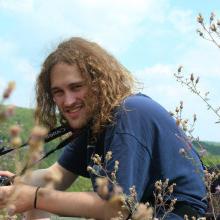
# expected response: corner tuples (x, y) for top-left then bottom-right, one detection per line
(58, 131), (90, 177)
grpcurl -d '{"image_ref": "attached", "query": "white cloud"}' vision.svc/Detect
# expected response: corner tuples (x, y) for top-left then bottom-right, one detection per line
(135, 64), (173, 78)
(0, 75), (6, 88)
(0, 0), (170, 53)
(133, 63), (185, 110)
(180, 40), (220, 78)
(174, 38), (220, 115)
(15, 58), (37, 82)
(2, 0), (193, 56)
(134, 64), (174, 90)
(0, 38), (37, 83)
(0, 0), (33, 13)
(168, 9), (194, 33)
(38, 0), (159, 52)
(0, 38), (17, 57)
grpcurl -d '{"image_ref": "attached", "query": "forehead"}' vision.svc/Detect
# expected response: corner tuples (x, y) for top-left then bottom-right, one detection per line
(50, 62), (84, 88)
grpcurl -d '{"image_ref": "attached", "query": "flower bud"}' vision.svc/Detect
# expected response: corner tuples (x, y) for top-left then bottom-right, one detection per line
(193, 114), (197, 122)
(178, 66), (183, 73)
(175, 107), (179, 113)
(10, 125), (21, 137)
(179, 148), (186, 156)
(3, 81), (16, 99)
(87, 166), (93, 172)
(176, 119), (180, 126)
(11, 136), (22, 148)
(210, 24), (217, 32)
(180, 101), (183, 109)
(197, 13), (204, 24)
(210, 12), (215, 21)
(197, 29), (204, 37)
(31, 126), (48, 140)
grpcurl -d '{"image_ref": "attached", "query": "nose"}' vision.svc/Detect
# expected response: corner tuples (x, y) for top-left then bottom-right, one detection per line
(63, 92), (76, 107)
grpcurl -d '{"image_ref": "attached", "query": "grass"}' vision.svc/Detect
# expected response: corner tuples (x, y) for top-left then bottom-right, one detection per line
(201, 154), (220, 167)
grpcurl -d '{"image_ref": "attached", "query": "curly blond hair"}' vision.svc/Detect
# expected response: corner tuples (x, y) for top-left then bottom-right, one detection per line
(35, 37), (135, 136)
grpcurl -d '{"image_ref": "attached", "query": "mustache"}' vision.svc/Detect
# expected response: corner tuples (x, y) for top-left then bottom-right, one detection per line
(61, 102), (84, 111)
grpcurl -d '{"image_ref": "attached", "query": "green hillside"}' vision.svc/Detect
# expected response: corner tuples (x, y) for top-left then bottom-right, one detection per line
(0, 106), (34, 143)
(193, 141), (220, 166)
(193, 141), (220, 155)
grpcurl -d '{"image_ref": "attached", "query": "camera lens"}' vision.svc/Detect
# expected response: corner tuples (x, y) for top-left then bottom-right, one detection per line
(0, 176), (11, 186)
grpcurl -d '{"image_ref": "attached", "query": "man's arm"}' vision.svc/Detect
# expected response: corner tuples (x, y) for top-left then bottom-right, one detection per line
(24, 162), (78, 219)
(0, 162), (78, 189)
(25, 162), (78, 190)
(36, 189), (126, 220)
(0, 184), (128, 220)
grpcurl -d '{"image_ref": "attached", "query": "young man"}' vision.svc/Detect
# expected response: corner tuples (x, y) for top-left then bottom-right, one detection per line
(0, 37), (207, 219)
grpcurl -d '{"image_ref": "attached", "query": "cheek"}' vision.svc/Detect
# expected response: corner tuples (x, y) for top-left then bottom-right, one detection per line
(77, 90), (88, 101)
(53, 97), (62, 108)
(78, 89), (88, 98)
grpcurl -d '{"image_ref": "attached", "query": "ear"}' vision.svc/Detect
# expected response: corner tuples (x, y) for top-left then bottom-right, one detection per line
(53, 97), (56, 103)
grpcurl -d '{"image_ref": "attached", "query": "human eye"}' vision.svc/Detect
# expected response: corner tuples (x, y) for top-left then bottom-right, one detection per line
(51, 89), (63, 97)
(70, 83), (84, 91)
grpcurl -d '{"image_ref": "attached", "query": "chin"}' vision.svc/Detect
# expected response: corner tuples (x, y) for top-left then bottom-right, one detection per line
(63, 110), (92, 130)
(68, 119), (88, 130)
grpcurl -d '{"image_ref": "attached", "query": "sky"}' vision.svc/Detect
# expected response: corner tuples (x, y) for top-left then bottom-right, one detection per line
(0, 0), (220, 142)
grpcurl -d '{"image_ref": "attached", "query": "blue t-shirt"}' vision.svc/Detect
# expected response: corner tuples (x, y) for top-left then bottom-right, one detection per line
(58, 94), (207, 215)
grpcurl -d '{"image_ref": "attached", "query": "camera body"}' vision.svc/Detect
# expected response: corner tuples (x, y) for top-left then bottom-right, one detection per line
(0, 175), (11, 186)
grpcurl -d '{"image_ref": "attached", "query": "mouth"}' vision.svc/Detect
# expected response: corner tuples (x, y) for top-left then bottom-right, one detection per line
(64, 105), (84, 118)
(67, 106), (82, 113)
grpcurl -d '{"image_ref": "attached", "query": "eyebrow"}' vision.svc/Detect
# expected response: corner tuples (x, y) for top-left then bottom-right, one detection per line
(50, 81), (86, 91)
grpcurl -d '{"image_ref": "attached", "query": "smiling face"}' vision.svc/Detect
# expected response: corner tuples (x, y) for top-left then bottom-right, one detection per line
(50, 62), (93, 130)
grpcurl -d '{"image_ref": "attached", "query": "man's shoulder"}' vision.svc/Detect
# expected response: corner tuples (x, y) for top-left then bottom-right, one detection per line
(123, 93), (150, 108)
(114, 93), (172, 127)
(122, 93), (165, 114)
(124, 93), (150, 102)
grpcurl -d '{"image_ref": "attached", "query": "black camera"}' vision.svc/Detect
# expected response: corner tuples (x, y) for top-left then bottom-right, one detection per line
(0, 176), (12, 186)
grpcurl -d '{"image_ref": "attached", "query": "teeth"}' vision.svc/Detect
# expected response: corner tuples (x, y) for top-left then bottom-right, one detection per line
(68, 106), (81, 113)
(69, 109), (79, 113)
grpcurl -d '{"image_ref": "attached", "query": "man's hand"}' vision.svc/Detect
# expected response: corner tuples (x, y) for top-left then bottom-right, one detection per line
(0, 171), (16, 186)
(0, 184), (36, 215)
(0, 170), (15, 178)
